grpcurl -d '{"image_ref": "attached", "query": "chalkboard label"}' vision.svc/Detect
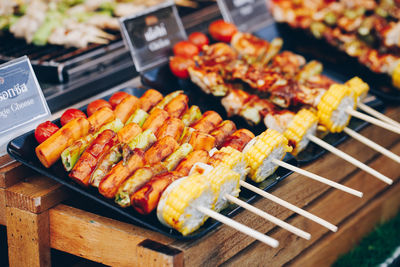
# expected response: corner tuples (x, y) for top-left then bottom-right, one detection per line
(0, 56), (50, 136)
(120, 0), (186, 72)
(217, 0), (272, 32)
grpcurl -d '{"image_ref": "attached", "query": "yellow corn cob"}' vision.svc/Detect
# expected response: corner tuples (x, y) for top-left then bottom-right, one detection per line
(204, 165), (241, 212)
(317, 84), (355, 133)
(244, 129), (292, 183)
(345, 77), (369, 103)
(283, 109), (318, 155)
(158, 175), (214, 236)
(211, 146), (243, 168)
(210, 146), (249, 180)
(392, 61), (400, 89)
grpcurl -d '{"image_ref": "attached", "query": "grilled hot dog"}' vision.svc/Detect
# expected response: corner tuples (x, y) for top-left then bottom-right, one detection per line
(114, 95), (140, 124)
(191, 110), (222, 133)
(219, 129), (255, 151)
(69, 129), (118, 186)
(144, 136), (179, 165)
(139, 89), (164, 112)
(210, 120), (237, 147)
(99, 148), (145, 198)
(36, 117), (90, 168)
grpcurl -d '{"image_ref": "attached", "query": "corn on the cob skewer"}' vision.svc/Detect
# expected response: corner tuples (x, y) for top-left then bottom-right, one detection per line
(238, 128), (363, 197)
(157, 173), (279, 247)
(243, 129), (293, 183)
(196, 164), (311, 239)
(287, 84), (395, 183)
(346, 77), (400, 130)
(208, 146), (339, 231)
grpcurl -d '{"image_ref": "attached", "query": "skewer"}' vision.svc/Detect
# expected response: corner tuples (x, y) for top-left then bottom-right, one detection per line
(357, 102), (400, 130)
(224, 194), (311, 240)
(346, 108), (400, 135)
(196, 206), (279, 247)
(308, 135), (393, 185)
(271, 159), (363, 198)
(239, 180), (338, 232)
(343, 127), (400, 164)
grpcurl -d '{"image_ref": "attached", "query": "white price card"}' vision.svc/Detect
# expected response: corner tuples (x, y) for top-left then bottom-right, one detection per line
(120, 0), (187, 72)
(1, 56), (51, 155)
(217, 0), (272, 32)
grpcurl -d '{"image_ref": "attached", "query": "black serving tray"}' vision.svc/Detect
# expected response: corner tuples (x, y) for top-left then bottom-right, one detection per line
(7, 87), (295, 240)
(141, 21), (386, 166)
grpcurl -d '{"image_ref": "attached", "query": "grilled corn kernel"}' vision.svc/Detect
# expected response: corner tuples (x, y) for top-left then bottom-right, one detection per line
(204, 165), (240, 212)
(158, 175), (214, 236)
(345, 77), (369, 103)
(283, 109), (318, 155)
(317, 84), (355, 133)
(244, 129), (292, 182)
(210, 146), (249, 180)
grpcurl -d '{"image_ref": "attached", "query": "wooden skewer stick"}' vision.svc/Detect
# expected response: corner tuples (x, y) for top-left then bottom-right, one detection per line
(308, 135), (393, 185)
(343, 127), (400, 164)
(358, 102), (400, 129)
(239, 180), (338, 232)
(196, 206), (279, 248)
(346, 108), (400, 135)
(225, 194), (311, 240)
(271, 159), (363, 198)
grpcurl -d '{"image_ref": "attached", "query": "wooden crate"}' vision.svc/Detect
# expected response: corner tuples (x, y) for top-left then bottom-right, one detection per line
(2, 107), (400, 267)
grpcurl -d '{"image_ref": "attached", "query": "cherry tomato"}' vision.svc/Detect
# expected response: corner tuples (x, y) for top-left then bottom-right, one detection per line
(188, 32), (209, 50)
(173, 41), (199, 58)
(208, 20), (238, 43)
(87, 99), (112, 117)
(109, 91), (130, 109)
(169, 56), (195, 79)
(60, 108), (87, 126)
(35, 121), (59, 144)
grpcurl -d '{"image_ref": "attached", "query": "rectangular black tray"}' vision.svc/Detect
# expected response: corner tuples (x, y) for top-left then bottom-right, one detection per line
(141, 21), (385, 165)
(7, 87), (295, 240)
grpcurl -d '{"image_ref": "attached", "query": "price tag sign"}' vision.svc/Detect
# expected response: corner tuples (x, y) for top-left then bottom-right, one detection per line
(217, 0), (272, 32)
(0, 56), (51, 154)
(120, 0), (187, 72)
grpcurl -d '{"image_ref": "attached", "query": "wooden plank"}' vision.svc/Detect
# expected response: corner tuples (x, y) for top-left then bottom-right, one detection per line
(5, 175), (68, 214)
(49, 205), (182, 267)
(290, 179), (400, 266)
(0, 188), (5, 225)
(167, 121), (400, 266)
(7, 207), (51, 267)
(219, 141), (400, 266)
(0, 160), (34, 189)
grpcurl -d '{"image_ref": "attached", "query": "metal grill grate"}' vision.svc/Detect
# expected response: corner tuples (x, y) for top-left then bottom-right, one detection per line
(0, 31), (126, 83)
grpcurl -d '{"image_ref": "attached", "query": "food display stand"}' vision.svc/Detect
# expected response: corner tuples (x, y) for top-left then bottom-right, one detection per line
(1, 92), (400, 266)
(2, 2), (400, 266)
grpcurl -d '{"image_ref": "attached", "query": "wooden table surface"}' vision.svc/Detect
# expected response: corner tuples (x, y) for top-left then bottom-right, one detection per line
(1, 106), (400, 267)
